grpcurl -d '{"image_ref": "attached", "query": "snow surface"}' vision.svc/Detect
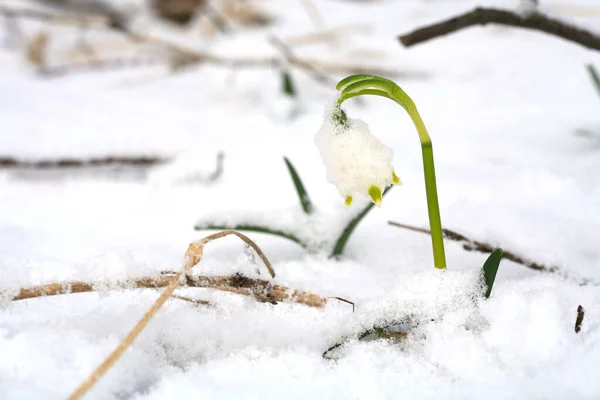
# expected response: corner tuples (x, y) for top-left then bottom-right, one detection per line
(1, 0), (600, 399)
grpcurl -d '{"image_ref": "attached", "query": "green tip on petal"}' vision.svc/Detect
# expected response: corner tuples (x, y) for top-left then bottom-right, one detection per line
(368, 185), (382, 207)
(345, 195), (353, 207)
(392, 171), (401, 185)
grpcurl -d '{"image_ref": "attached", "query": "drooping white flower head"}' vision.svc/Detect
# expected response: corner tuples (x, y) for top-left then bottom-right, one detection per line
(315, 103), (400, 207)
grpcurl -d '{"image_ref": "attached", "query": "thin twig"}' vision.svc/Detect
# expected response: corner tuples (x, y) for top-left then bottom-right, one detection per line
(0, 6), (108, 27)
(328, 296), (355, 312)
(0, 155), (168, 169)
(575, 305), (585, 333)
(388, 220), (559, 273)
(170, 294), (211, 307)
(398, 7), (600, 52)
(270, 34), (336, 85)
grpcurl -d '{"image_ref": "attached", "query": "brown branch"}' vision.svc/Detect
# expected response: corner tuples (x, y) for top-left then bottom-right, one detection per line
(575, 305), (585, 333)
(388, 221), (559, 273)
(398, 7), (600, 52)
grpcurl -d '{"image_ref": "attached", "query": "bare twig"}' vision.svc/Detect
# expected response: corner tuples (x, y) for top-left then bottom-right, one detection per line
(328, 296), (355, 312)
(575, 305), (585, 333)
(170, 294), (211, 307)
(269, 34), (334, 85)
(388, 221), (559, 273)
(0, 155), (168, 169)
(398, 7), (600, 52)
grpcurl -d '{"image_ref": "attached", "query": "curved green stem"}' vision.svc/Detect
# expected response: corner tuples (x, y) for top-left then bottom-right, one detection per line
(336, 75), (447, 269)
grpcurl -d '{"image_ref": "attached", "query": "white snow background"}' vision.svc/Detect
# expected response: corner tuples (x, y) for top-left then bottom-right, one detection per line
(1, 0), (600, 398)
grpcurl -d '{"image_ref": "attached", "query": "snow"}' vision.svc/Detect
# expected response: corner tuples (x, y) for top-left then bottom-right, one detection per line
(516, 0), (538, 17)
(314, 103), (399, 206)
(1, 0), (600, 398)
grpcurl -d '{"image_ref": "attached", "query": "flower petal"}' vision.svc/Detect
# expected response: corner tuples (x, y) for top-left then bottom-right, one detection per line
(368, 185), (383, 207)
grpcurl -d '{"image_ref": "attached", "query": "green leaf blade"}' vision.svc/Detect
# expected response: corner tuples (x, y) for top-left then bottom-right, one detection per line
(587, 64), (600, 101)
(482, 248), (504, 299)
(284, 157), (314, 214)
(331, 186), (393, 257)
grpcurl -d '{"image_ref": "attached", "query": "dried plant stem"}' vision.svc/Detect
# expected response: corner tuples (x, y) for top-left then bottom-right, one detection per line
(3, 6), (421, 80)
(298, 0), (325, 30)
(398, 7), (600, 51)
(0, 6), (108, 27)
(12, 273), (325, 307)
(0, 155), (168, 169)
(169, 294), (211, 306)
(65, 231), (281, 400)
(575, 305), (585, 333)
(388, 220), (560, 273)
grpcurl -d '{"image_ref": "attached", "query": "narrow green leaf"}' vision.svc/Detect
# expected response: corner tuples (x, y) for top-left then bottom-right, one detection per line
(284, 157), (314, 214)
(330, 186), (392, 257)
(586, 64), (600, 101)
(195, 223), (307, 248)
(281, 68), (297, 98)
(482, 248), (504, 299)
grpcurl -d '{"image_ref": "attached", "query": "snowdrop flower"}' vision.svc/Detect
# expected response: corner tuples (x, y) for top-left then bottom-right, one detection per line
(315, 104), (400, 207)
(315, 74), (447, 269)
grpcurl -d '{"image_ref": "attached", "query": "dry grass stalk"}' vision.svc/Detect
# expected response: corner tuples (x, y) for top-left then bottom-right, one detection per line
(12, 273), (325, 306)
(283, 24), (372, 47)
(170, 293), (211, 306)
(298, 0), (326, 30)
(6, 4), (420, 80)
(25, 30), (49, 73)
(0, 5), (107, 27)
(65, 230), (308, 400)
(219, 0), (273, 27)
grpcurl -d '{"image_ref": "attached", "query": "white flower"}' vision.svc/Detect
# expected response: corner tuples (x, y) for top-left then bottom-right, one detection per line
(315, 104), (400, 206)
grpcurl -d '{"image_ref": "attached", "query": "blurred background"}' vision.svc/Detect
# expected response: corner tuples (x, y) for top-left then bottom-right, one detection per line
(1, 0), (600, 280)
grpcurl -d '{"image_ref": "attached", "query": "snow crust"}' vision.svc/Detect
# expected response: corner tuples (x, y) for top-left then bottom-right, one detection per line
(516, 0), (538, 17)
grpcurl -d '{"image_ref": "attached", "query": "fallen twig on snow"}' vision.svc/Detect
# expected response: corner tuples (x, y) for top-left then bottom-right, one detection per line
(575, 305), (585, 333)
(388, 221), (558, 273)
(0, 155), (168, 168)
(12, 272), (325, 307)
(398, 7), (600, 52)
(36, 230), (326, 400)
